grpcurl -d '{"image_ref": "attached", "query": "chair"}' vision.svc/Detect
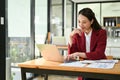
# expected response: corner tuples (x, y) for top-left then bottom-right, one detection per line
(52, 36), (66, 46)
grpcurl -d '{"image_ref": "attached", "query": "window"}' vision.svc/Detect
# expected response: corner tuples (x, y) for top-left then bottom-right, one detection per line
(8, 0), (32, 66)
(35, 0), (48, 58)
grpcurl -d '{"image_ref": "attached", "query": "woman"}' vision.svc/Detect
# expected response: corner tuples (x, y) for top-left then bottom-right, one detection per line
(66, 8), (107, 80)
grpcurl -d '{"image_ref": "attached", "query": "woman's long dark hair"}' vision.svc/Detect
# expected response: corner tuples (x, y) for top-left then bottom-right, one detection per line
(78, 8), (102, 30)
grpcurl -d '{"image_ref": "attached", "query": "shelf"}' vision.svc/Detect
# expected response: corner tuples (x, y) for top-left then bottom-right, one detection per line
(103, 16), (120, 27)
(105, 26), (120, 29)
(103, 16), (120, 38)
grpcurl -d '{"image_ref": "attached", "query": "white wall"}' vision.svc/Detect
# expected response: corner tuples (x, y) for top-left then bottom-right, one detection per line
(35, 0), (48, 57)
(101, 2), (120, 25)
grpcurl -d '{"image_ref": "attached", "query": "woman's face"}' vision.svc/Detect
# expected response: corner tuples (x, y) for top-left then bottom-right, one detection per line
(78, 14), (93, 33)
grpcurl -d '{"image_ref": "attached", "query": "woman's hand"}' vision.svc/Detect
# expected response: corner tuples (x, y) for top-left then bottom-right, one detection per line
(70, 28), (82, 38)
(69, 28), (82, 46)
(65, 52), (80, 61)
(64, 52), (87, 62)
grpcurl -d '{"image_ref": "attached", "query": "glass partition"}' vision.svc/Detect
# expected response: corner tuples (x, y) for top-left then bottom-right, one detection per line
(51, 0), (63, 36)
(35, 0), (47, 58)
(65, 0), (72, 43)
(8, 0), (31, 66)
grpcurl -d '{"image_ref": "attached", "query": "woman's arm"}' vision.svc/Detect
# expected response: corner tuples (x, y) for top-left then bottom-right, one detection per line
(68, 28), (82, 55)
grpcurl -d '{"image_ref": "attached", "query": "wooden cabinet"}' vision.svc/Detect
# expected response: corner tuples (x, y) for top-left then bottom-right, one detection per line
(103, 16), (120, 27)
(116, 17), (120, 27)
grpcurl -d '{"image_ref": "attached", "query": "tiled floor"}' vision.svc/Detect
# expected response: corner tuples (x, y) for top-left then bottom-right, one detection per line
(34, 75), (77, 80)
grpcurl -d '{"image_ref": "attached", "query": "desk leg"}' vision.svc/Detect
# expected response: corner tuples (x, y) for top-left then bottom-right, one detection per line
(21, 68), (26, 80)
(44, 74), (48, 80)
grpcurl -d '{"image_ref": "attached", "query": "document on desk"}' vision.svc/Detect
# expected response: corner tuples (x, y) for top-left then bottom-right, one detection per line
(60, 61), (86, 67)
(80, 60), (119, 64)
(86, 63), (115, 69)
(84, 60), (119, 69)
(60, 60), (118, 69)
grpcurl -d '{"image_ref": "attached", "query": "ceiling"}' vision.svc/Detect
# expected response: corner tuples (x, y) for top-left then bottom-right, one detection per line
(52, 0), (72, 5)
(71, 0), (120, 3)
(51, 0), (120, 5)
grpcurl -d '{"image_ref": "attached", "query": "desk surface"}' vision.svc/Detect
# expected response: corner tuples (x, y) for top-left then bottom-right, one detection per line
(18, 58), (120, 75)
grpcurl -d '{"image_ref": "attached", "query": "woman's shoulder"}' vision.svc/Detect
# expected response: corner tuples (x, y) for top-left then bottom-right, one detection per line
(94, 28), (106, 33)
(92, 28), (107, 36)
(99, 28), (106, 33)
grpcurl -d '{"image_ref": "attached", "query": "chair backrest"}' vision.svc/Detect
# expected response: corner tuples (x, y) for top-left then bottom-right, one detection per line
(52, 36), (66, 46)
(106, 55), (113, 60)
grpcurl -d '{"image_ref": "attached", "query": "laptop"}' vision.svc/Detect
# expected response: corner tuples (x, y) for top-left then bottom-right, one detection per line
(36, 44), (64, 63)
(52, 36), (66, 46)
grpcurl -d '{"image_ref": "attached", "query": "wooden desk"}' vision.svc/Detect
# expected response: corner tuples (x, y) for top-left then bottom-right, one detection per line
(18, 58), (120, 80)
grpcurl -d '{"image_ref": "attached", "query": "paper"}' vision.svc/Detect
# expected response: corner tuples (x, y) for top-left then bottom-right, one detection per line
(86, 63), (115, 69)
(80, 60), (95, 64)
(60, 60), (118, 69)
(80, 60), (118, 64)
(80, 59), (118, 69)
(95, 60), (118, 63)
(60, 61), (86, 67)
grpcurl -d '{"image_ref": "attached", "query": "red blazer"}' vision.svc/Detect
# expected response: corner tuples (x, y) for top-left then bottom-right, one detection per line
(68, 29), (107, 60)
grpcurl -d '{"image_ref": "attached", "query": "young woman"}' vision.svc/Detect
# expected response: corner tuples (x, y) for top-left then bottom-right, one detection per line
(65, 8), (107, 80)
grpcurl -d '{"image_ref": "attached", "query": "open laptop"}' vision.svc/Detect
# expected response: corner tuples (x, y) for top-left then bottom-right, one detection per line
(52, 36), (66, 46)
(36, 44), (64, 63)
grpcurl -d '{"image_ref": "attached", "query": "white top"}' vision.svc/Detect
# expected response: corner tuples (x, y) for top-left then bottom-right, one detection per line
(84, 30), (92, 53)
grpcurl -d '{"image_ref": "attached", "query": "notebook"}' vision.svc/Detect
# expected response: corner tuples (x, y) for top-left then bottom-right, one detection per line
(37, 44), (64, 62)
(52, 36), (66, 46)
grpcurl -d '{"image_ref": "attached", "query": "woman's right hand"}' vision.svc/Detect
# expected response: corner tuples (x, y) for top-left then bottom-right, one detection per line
(69, 28), (82, 46)
(70, 28), (82, 38)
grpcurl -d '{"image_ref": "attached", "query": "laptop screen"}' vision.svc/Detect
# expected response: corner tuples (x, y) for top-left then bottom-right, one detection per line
(36, 44), (64, 63)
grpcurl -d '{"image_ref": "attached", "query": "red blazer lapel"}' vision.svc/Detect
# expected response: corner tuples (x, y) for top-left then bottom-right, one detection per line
(81, 33), (86, 52)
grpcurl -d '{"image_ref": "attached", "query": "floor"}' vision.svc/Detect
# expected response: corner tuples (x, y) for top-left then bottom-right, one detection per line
(33, 75), (77, 80)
